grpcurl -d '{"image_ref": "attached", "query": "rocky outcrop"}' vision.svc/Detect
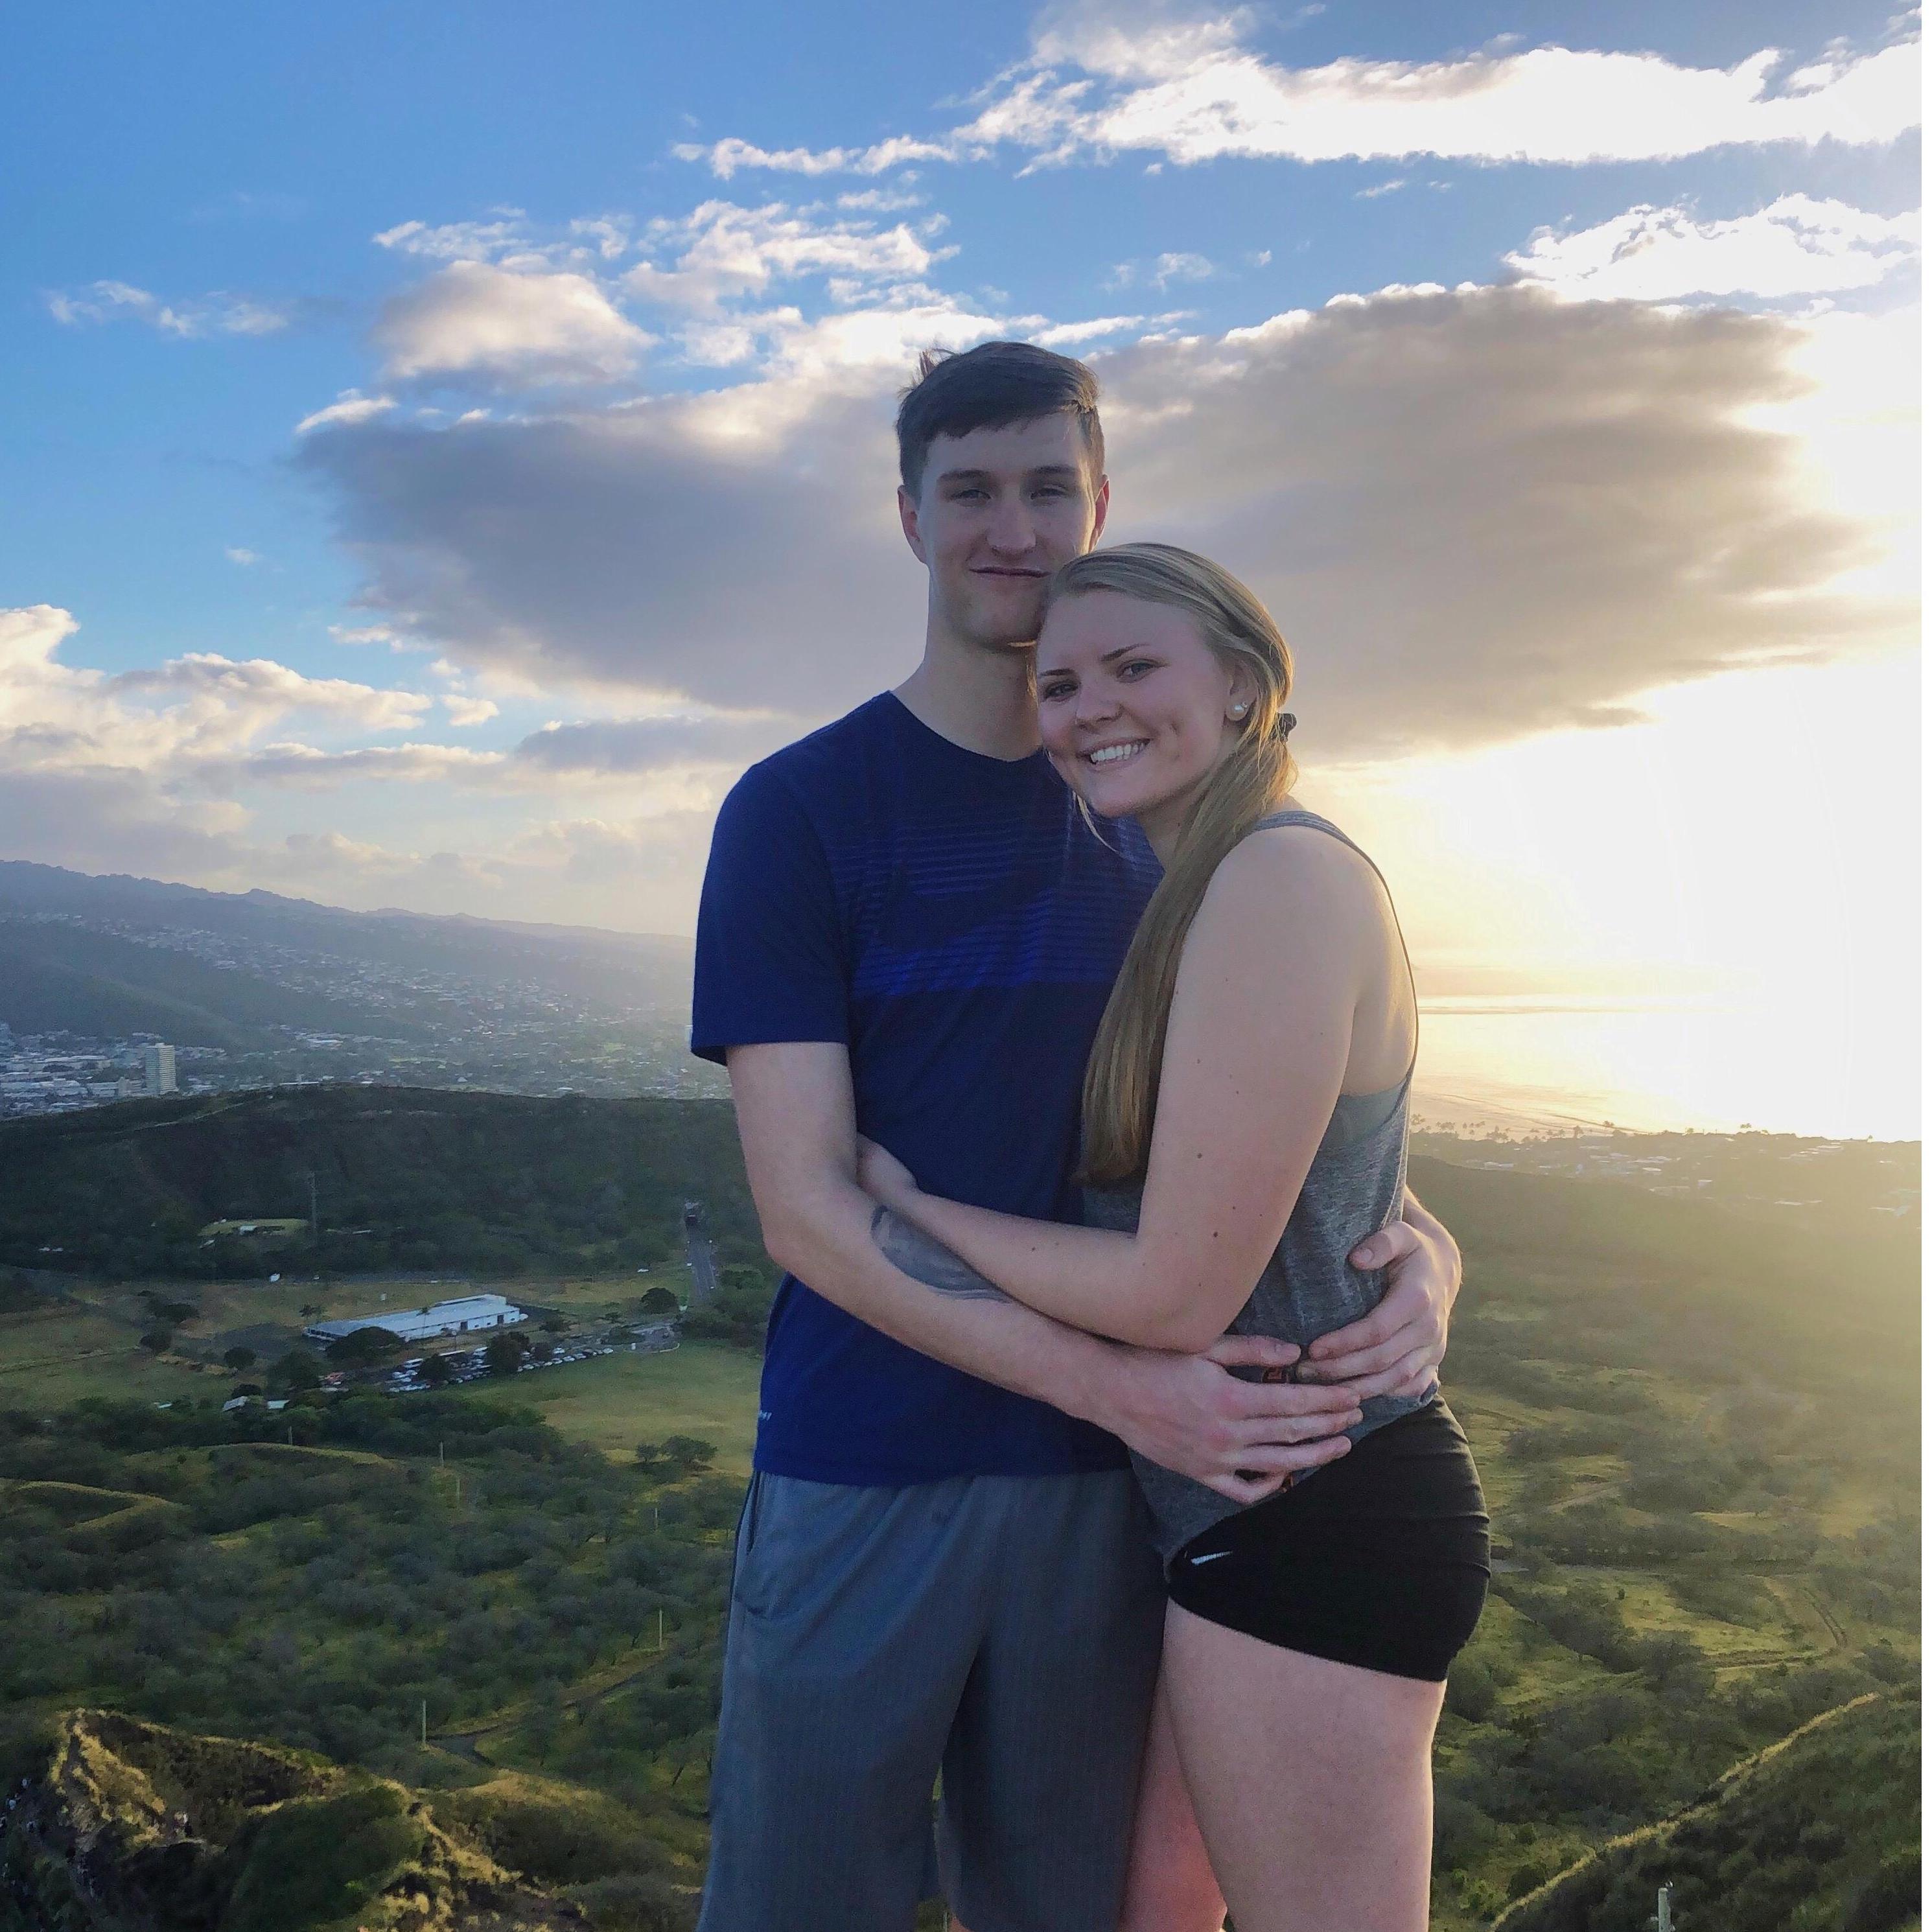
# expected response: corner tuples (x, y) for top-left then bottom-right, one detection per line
(1, 1708), (590, 1931)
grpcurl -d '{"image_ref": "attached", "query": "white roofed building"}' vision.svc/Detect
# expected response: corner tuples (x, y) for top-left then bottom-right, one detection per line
(304, 1293), (528, 1345)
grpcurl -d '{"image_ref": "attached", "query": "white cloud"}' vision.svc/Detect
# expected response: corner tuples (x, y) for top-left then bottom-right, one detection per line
(102, 654), (432, 736)
(1154, 250), (1213, 286)
(297, 390), (397, 435)
(46, 281), (290, 337)
(373, 215), (530, 260)
(213, 741), (506, 787)
(373, 262), (655, 388)
(0, 605), (738, 928)
(1031, 312), (1163, 347)
(1356, 177), (1406, 199)
(296, 284), (1916, 754)
(443, 693), (500, 727)
(625, 199), (953, 322)
(680, 21), (1919, 176)
(224, 548), (261, 566)
(1507, 194), (1920, 302)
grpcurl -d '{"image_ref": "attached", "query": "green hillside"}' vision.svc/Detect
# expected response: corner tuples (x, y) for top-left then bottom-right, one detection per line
(0, 1708), (589, 1930)
(0, 1393), (727, 1930)
(0, 1086), (765, 1280)
(1407, 1153), (1918, 1386)
(0, 917), (431, 1047)
(0, 1091), (1917, 1929)
(1493, 1691), (1921, 1932)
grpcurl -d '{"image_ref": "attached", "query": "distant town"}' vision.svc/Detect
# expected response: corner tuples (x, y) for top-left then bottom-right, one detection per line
(0, 892), (727, 1115)
(1413, 1120), (1920, 1226)
(1, 1025), (188, 1113)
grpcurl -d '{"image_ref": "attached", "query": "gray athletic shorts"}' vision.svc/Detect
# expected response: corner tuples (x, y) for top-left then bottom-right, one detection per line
(697, 1467), (1166, 1932)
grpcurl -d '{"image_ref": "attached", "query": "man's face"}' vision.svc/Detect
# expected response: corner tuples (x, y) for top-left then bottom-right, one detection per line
(899, 414), (1108, 653)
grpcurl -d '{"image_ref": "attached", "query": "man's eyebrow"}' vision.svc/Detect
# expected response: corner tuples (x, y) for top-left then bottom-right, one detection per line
(931, 463), (1084, 485)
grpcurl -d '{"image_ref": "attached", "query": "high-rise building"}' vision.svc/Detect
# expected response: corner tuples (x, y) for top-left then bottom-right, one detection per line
(143, 1043), (178, 1096)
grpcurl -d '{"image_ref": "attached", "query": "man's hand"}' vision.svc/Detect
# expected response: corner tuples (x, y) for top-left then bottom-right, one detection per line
(1299, 1213), (1460, 1400)
(1097, 1334), (1361, 1505)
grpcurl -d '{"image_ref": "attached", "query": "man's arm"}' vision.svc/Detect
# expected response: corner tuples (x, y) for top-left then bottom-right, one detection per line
(1300, 1187), (1462, 1396)
(729, 1040), (1363, 1502)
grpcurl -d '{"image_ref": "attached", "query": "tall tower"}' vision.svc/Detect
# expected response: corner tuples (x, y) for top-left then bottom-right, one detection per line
(143, 1042), (178, 1096)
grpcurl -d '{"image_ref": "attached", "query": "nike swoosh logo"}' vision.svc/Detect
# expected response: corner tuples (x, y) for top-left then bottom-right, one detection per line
(1188, 1550), (1233, 1565)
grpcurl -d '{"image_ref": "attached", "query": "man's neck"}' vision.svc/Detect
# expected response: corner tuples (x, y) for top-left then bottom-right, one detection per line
(894, 627), (1042, 762)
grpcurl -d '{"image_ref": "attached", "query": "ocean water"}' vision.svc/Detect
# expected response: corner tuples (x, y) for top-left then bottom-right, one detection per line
(1412, 997), (1917, 1143)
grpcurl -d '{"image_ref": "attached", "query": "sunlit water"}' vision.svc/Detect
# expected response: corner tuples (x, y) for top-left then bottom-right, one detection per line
(1412, 997), (1918, 1141)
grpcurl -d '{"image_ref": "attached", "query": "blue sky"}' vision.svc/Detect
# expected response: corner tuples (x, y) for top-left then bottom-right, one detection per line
(1, 1), (1920, 1134)
(6, 1), (1914, 678)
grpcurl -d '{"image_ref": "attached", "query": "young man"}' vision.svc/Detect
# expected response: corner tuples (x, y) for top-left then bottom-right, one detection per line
(690, 342), (1460, 1932)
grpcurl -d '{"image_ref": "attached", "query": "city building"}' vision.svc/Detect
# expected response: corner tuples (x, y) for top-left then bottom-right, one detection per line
(143, 1042), (177, 1095)
(303, 1292), (528, 1345)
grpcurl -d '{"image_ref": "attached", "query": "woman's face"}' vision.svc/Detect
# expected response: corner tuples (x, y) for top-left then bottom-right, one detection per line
(1035, 588), (1252, 825)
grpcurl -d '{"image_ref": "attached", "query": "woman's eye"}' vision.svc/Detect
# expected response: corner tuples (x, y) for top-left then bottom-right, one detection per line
(1118, 658), (1157, 679)
(1040, 684), (1075, 702)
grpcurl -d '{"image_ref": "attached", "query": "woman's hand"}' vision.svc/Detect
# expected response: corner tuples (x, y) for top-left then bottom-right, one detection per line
(855, 1136), (921, 1207)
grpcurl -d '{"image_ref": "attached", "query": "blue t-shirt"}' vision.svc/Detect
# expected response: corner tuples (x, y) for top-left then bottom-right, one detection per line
(691, 692), (1161, 1485)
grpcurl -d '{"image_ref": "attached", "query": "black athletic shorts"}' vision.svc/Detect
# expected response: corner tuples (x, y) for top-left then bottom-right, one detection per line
(1166, 1396), (1489, 1682)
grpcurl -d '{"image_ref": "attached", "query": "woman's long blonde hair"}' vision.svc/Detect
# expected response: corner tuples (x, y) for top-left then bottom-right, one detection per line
(1051, 543), (1298, 1184)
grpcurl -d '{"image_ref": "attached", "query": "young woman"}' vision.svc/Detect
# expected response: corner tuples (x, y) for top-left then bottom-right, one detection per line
(857, 543), (1490, 1932)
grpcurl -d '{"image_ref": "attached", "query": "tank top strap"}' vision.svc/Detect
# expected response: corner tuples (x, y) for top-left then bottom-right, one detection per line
(1244, 807), (1420, 1092)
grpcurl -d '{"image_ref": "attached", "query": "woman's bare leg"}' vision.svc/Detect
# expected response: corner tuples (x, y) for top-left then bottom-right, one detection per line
(1119, 1666), (1226, 1932)
(1161, 1603), (1444, 1932)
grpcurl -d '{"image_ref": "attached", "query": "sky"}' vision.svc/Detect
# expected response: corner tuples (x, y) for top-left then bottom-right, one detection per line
(3, 1), (1920, 1137)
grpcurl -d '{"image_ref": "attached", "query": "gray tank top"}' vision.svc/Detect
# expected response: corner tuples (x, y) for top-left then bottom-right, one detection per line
(1083, 808), (1431, 1559)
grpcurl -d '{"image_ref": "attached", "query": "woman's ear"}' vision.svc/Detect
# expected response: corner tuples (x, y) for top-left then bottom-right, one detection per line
(1225, 666), (1262, 721)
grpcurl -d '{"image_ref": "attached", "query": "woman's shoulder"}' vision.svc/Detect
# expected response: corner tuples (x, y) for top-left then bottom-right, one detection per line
(1213, 807), (1383, 900)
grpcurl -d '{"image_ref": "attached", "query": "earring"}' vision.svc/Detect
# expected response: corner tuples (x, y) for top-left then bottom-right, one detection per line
(1229, 703), (1249, 719)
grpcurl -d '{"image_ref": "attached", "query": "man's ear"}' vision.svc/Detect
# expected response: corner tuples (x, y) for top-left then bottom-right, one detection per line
(1088, 474), (1110, 547)
(897, 485), (929, 565)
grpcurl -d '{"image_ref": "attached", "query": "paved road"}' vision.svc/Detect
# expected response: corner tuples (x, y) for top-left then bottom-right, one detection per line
(685, 1209), (719, 1307)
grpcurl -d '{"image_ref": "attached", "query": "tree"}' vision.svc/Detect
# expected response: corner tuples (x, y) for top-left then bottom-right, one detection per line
(270, 1349), (322, 1393)
(139, 1329), (173, 1355)
(483, 1331), (530, 1377)
(636, 1436), (717, 1480)
(223, 1346), (258, 1373)
(639, 1285), (679, 1318)
(417, 1353), (454, 1387)
(324, 1325), (404, 1369)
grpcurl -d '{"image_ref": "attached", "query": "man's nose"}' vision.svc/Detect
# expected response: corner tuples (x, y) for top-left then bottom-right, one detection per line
(986, 494), (1036, 555)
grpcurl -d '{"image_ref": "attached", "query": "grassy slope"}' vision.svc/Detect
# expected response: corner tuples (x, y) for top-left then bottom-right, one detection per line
(0, 1086), (765, 1277)
(1493, 1691), (1921, 1932)
(456, 1343), (762, 1475)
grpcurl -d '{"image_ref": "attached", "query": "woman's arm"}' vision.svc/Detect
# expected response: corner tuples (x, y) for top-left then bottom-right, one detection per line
(864, 828), (1388, 1352)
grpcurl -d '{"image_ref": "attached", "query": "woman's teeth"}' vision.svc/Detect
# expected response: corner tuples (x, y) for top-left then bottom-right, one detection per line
(1087, 741), (1147, 767)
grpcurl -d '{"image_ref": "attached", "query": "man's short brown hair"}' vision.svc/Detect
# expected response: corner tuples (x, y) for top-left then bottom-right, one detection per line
(896, 341), (1104, 497)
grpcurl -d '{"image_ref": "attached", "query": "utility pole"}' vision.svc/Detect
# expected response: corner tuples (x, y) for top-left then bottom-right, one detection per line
(1649, 1883), (1676, 1932)
(657, 1609), (665, 1652)
(307, 1171), (319, 1248)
